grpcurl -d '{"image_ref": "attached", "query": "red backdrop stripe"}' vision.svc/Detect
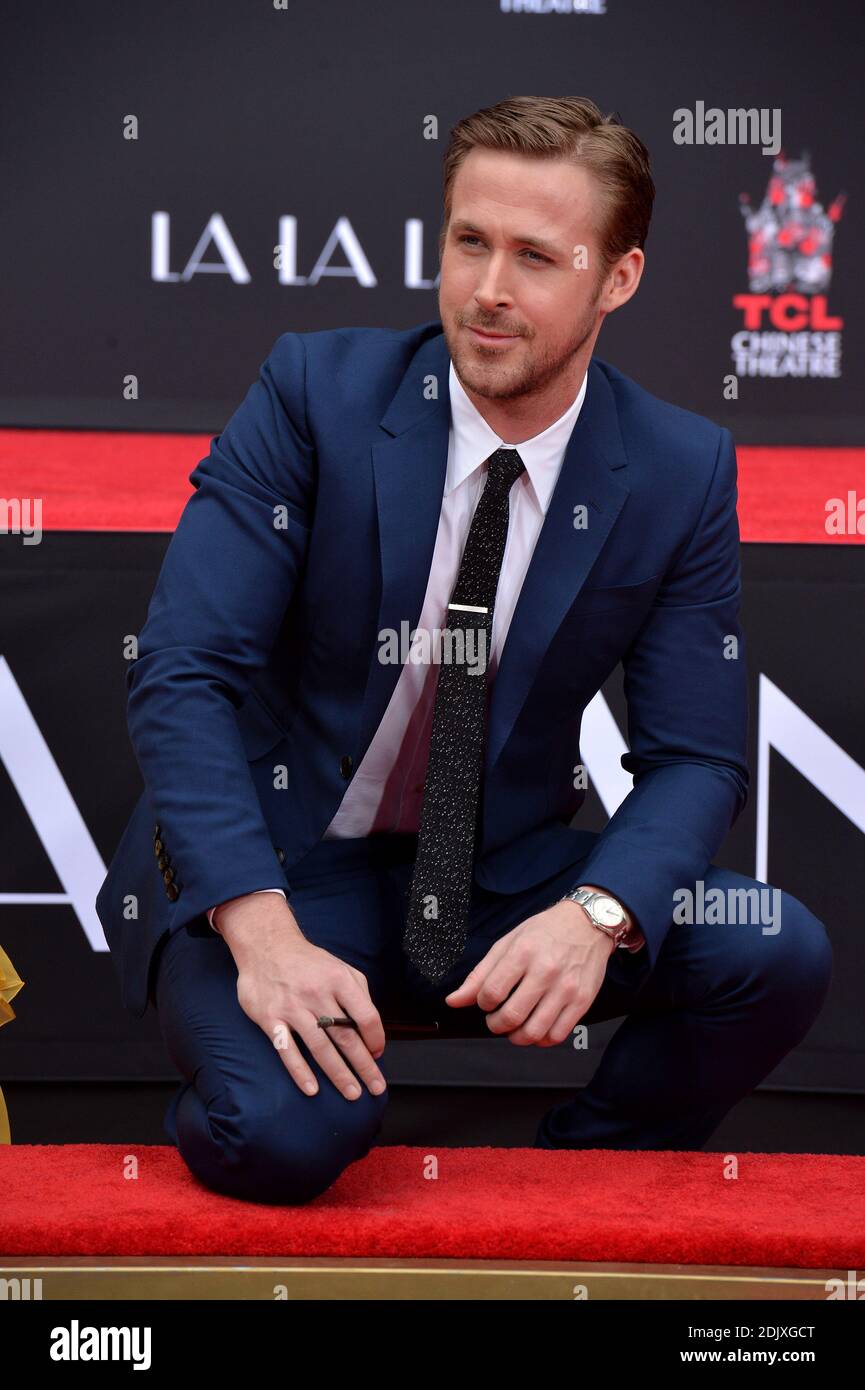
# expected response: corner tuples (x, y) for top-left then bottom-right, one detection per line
(1, 428), (863, 543)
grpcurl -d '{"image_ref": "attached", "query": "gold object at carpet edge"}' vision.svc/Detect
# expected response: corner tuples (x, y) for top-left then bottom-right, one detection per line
(0, 1258), (846, 1300)
(0, 944), (25, 1145)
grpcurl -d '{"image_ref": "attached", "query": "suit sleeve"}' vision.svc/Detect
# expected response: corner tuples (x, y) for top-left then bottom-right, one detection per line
(126, 333), (315, 936)
(575, 427), (749, 975)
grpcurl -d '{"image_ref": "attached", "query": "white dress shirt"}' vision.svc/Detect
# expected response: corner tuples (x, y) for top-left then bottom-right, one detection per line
(209, 359), (593, 931)
(322, 360), (588, 836)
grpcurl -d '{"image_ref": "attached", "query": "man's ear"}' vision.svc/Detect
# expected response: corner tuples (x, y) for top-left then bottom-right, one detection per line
(603, 248), (644, 314)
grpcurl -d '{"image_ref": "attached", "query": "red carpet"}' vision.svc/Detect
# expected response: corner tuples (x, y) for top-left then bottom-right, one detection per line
(1, 428), (863, 543)
(1, 1145), (863, 1266)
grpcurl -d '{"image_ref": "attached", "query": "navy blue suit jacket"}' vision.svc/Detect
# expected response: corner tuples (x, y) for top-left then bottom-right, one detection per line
(96, 318), (749, 1017)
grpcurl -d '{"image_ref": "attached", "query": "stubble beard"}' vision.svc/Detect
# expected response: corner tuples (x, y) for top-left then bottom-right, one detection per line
(444, 293), (601, 403)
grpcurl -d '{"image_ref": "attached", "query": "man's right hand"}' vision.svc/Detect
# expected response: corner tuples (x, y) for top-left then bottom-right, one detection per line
(215, 892), (387, 1101)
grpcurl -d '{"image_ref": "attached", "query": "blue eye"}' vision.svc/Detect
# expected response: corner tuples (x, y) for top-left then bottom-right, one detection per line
(457, 235), (550, 264)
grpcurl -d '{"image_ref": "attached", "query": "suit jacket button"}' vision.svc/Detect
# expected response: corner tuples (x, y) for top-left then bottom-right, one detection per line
(162, 867), (174, 885)
(154, 823), (161, 840)
(166, 882), (179, 902)
(154, 838), (164, 856)
(157, 852), (170, 871)
(275, 846), (285, 865)
(339, 755), (353, 779)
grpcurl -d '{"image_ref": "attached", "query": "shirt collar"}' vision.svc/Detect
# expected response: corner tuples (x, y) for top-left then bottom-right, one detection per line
(446, 358), (588, 514)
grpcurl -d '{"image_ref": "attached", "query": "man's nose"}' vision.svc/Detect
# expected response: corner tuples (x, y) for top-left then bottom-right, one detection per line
(474, 253), (514, 309)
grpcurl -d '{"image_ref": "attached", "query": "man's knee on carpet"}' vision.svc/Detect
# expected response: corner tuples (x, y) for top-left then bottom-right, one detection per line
(171, 1068), (388, 1204)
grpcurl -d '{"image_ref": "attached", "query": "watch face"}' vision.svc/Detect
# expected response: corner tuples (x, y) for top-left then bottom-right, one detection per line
(593, 896), (625, 927)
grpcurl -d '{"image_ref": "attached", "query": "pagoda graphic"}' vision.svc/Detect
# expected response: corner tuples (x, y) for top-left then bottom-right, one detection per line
(739, 151), (845, 295)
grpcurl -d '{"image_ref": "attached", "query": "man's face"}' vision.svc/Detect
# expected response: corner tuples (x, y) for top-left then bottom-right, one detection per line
(438, 149), (608, 401)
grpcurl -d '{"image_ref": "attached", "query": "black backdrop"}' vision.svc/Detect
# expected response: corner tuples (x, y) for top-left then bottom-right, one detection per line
(1, 0), (862, 440)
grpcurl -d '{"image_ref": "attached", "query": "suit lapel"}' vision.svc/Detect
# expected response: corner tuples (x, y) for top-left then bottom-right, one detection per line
(354, 330), (451, 762)
(354, 324), (630, 775)
(485, 361), (631, 771)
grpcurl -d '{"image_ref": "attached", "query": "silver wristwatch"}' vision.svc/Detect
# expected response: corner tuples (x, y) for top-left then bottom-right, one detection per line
(560, 886), (633, 949)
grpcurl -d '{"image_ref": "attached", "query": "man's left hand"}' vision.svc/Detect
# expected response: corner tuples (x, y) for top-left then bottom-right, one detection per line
(444, 898), (617, 1047)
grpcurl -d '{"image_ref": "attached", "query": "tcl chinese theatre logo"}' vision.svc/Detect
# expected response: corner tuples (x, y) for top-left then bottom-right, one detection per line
(732, 150), (846, 378)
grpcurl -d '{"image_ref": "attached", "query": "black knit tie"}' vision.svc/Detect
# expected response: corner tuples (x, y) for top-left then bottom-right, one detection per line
(403, 447), (526, 982)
